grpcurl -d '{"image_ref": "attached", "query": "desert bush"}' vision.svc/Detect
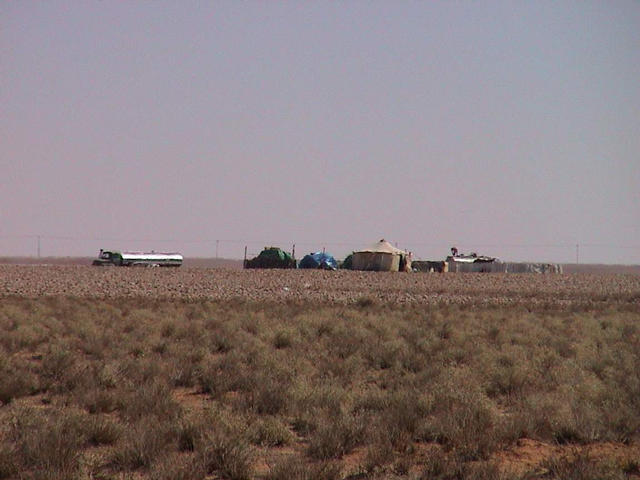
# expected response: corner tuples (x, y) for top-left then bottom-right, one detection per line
(79, 386), (121, 414)
(485, 350), (533, 401)
(356, 296), (378, 308)
(363, 440), (395, 473)
(85, 414), (122, 446)
(8, 406), (87, 479)
(249, 416), (293, 447)
(541, 451), (625, 480)
(149, 453), (204, 480)
(307, 412), (367, 460)
(266, 457), (342, 480)
(197, 431), (254, 480)
(245, 374), (293, 415)
(273, 328), (295, 349)
(291, 381), (348, 419)
(110, 417), (176, 470)
(425, 372), (500, 460)
(160, 319), (178, 338)
(0, 275), (638, 480)
(39, 345), (79, 390)
(419, 448), (512, 480)
(0, 443), (18, 479)
(167, 346), (205, 387)
(384, 390), (432, 448)
(198, 351), (253, 398)
(119, 379), (181, 421)
(620, 458), (640, 475)
(392, 454), (414, 476)
(364, 338), (404, 370)
(0, 355), (38, 404)
(176, 416), (207, 452)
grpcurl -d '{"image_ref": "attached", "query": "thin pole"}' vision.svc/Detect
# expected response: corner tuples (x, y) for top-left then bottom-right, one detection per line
(576, 243), (579, 264)
(216, 240), (219, 259)
(37, 235), (41, 258)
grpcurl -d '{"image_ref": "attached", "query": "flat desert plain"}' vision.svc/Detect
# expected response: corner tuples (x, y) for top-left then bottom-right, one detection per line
(0, 265), (639, 480)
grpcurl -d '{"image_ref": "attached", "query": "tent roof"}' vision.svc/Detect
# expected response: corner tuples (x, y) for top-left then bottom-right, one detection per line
(355, 239), (407, 255)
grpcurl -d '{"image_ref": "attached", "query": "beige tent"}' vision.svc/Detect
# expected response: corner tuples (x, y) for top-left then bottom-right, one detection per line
(352, 239), (412, 272)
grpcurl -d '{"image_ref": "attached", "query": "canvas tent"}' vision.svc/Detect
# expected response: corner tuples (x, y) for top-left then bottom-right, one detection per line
(351, 239), (412, 272)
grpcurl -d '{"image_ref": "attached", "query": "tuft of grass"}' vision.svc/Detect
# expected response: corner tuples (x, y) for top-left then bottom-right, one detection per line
(8, 406), (87, 479)
(110, 418), (176, 470)
(119, 379), (182, 421)
(249, 417), (294, 447)
(541, 451), (623, 480)
(363, 440), (394, 473)
(307, 413), (367, 460)
(355, 296), (377, 308)
(149, 453), (204, 480)
(0, 356), (38, 404)
(266, 457), (342, 480)
(426, 374), (500, 461)
(85, 414), (122, 446)
(197, 431), (254, 480)
(0, 443), (18, 479)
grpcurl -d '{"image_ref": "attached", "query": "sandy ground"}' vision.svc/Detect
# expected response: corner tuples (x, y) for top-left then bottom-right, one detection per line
(0, 265), (639, 308)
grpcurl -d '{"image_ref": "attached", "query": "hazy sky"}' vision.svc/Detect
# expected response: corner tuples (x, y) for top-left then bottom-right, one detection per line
(2, 2), (639, 263)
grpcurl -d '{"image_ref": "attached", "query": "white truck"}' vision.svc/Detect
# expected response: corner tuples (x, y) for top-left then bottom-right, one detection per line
(92, 249), (183, 267)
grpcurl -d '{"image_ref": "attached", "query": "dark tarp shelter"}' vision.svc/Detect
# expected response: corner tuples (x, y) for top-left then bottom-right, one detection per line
(298, 252), (338, 270)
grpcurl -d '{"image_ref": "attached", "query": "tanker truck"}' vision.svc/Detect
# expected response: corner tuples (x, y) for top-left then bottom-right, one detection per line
(92, 249), (183, 267)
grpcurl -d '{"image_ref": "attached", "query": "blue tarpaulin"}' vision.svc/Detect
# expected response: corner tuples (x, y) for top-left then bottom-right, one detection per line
(298, 252), (338, 270)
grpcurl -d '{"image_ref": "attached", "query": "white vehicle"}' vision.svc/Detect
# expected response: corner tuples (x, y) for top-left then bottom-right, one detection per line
(92, 249), (183, 267)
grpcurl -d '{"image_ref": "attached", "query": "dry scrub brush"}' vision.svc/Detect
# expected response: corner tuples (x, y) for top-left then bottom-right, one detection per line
(0, 290), (638, 479)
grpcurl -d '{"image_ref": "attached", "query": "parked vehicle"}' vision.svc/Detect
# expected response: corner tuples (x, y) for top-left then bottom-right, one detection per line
(92, 249), (183, 267)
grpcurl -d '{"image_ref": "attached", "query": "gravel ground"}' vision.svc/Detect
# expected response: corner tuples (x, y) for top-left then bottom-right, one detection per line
(1, 265), (639, 307)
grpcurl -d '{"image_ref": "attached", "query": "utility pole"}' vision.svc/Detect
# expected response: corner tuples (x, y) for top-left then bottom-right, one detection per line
(576, 243), (579, 264)
(216, 240), (219, 259)
(37, 235), (41, 258)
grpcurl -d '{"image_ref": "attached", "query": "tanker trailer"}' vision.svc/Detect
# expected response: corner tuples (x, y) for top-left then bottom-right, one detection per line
(92, 249), (183, 267)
